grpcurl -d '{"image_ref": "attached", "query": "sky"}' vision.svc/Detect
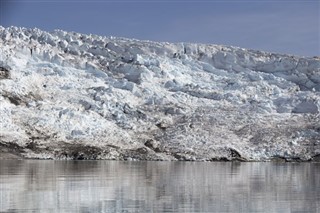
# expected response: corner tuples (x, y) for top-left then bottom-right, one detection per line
(0, 0), (319, 57)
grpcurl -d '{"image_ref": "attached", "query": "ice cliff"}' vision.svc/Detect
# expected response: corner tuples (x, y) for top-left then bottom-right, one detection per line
(0, 26), (319, 161)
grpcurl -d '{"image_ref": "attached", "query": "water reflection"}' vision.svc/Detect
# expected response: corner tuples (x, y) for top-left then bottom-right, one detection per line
(0, 161), (319, 212)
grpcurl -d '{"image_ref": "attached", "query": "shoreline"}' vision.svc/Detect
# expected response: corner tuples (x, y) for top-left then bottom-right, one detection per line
(1, 150), (319, 162)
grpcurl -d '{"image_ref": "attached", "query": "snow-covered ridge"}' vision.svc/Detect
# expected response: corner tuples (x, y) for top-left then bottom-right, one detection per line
(0, 26), (319, 161)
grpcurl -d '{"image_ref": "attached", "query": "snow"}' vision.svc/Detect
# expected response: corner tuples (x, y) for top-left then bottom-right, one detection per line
(0, 26), (319, 161)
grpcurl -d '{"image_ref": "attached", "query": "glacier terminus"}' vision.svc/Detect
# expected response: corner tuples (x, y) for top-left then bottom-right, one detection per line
(0, 26), (319, 161)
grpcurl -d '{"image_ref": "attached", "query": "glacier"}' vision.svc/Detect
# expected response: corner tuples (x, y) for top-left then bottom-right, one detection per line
(0, 26), (319, 161)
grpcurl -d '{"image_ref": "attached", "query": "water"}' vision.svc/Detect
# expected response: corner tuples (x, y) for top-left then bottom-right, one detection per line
(0, 160), (319, 213)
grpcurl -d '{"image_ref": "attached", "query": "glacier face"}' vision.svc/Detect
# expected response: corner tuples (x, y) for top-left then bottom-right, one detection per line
(0, 26), (319, 161)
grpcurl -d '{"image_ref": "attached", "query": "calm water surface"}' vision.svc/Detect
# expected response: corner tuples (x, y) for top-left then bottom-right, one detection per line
(0, 160), (319, 213)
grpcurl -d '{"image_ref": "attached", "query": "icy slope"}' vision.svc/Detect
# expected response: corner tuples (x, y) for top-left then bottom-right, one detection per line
(0, 26), (319, 161)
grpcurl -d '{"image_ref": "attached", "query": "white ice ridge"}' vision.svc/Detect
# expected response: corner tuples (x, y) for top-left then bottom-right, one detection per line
(0, 26), (319, 161)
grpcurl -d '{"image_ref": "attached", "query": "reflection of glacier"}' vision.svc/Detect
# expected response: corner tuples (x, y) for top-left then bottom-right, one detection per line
(0, 161), (319, 212)
(0, 26), (320, 161)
